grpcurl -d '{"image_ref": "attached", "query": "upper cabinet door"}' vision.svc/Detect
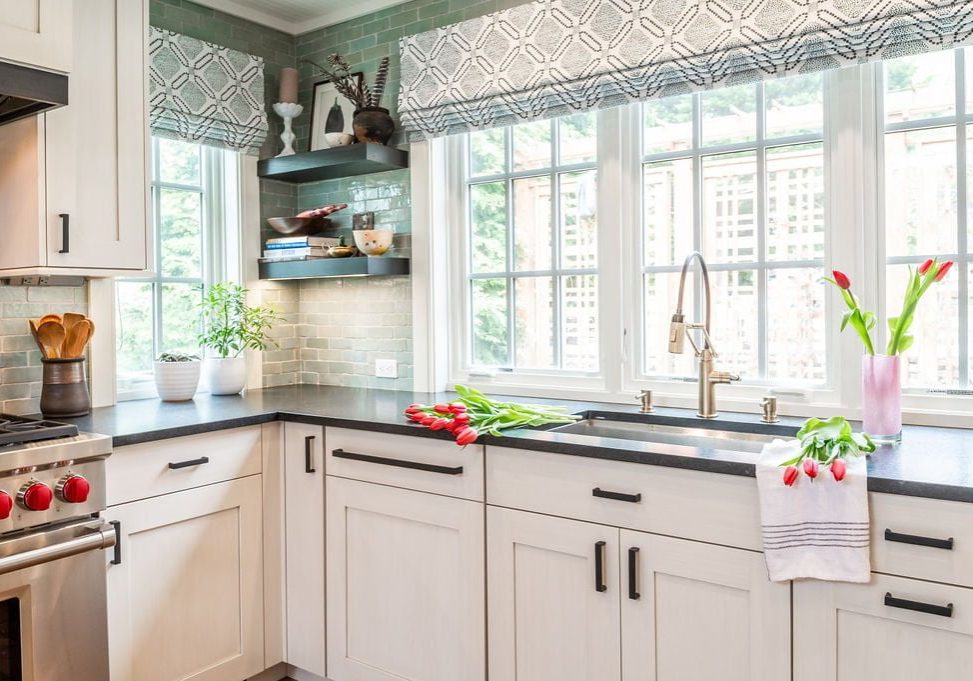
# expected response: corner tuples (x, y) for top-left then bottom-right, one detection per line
(621, 530), (790, 681)
(44, 0), (148, 271)
(794, 574), (973, 681)
(488, 506), (621, 681)
(0, 0), (72, 72)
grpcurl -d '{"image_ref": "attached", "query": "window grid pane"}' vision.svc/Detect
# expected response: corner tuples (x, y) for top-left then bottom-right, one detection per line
(641, 72), (826, 384)
(465, 117), (599, 372)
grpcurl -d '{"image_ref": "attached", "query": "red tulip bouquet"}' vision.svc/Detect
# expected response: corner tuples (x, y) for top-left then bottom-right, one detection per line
(779, 416), (875, 486)
(825, 259), (953, 443)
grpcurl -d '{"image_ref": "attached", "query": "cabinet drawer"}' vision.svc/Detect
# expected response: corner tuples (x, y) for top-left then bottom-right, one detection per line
(325, 428), (484, 501)
(486, 446), (762, 551)
(871, 493), (973, 587)
(107, 426), (262, 506)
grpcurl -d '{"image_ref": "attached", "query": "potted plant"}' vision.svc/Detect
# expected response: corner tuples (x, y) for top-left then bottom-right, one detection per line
(826, 259), (953, 444)
(303, 54), (394, 144)
(153, 352), (201, 402)
(198, 283), (282, 396)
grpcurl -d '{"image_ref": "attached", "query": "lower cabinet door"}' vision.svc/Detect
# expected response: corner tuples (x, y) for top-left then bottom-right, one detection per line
(106, 476), (264, 681)
(487, 506), (621, 681)
(621, 530), (790, 681)
(794, 573), (973, 681)
(326, 476), (485, 681)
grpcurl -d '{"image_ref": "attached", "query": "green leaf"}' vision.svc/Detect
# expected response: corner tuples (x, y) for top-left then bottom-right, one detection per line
(897, 335), (915, 353)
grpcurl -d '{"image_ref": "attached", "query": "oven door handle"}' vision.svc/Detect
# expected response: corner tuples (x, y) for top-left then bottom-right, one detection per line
(0, 522), (116, 577)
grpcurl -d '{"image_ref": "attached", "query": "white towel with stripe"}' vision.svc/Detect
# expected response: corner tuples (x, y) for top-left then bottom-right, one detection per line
(756, 439), (870, 583)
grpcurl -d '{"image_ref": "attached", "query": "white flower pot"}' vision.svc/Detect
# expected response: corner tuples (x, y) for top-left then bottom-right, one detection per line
(205, 356), (247, 396)
(153, 360), (201, 402)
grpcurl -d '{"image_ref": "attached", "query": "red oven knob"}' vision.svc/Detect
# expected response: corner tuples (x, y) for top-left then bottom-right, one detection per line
(0, 492), (12, 520)
(18, 482), (53, 511)
(57, 475), (90, 504)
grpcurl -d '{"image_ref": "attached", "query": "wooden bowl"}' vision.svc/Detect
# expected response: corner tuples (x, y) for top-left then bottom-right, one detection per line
(266, 216), (331, 236)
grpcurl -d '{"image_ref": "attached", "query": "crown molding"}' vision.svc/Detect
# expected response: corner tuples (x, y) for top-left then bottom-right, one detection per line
(189, 0), (412, 36)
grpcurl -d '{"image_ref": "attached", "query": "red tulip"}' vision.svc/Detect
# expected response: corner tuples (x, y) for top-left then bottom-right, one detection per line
(404, 406), (421, 415)
(782, 466), (800, 486)
(453, 412), (470, 425)
(803, 459), (819, 479)
(918, 259), (935, 275)
(434, 404), (451, 414)
(831, 459), (847, 482)
(449, 402), (467, 414)
(832, 270), (851, 290)
(429, 418), (450, 431)
(935, 261), (954, 282)
(408, 413), (425, 423)
(420, 415), (436, 426)
(454, 426), (478, 446)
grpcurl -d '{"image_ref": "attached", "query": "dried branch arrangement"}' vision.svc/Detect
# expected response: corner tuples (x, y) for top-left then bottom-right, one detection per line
(303, 54), (392, 110)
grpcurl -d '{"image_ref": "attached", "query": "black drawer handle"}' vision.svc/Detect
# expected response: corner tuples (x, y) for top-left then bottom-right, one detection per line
(110, 520), (121, 565)
(884, 528), (954, 551)
(305, 435), (317, 473)
(884, 592), (953, 618)
(331, 449), (463, 475)
(628, 547), (641, 600)
(593, 487), (642, 503)
(595, 541), (607, 593)
(58, 213), (70, 254)
(168, 456), (210, 470)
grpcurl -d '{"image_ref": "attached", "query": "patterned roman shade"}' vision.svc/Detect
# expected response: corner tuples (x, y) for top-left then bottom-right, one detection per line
(149, 27), (268, 155)
(399, 0), (973, 140)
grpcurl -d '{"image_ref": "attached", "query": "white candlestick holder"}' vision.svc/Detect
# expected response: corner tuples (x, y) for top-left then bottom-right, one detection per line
(273, 102), (303, 157)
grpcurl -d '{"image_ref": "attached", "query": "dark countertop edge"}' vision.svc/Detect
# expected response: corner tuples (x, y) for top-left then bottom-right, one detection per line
(108, 409), (973, 505)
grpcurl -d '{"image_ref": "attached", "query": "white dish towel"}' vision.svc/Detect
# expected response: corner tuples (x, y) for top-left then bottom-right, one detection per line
(756, 439), (871, 583)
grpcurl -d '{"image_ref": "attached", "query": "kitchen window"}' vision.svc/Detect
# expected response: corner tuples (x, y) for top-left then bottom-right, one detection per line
(115, 137), (238, 400)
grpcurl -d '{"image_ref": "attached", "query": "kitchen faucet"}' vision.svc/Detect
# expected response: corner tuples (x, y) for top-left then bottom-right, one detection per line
(668, 251), (740, 419)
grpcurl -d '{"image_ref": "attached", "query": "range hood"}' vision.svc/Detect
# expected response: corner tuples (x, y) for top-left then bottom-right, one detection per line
(0, 60), (68, 126)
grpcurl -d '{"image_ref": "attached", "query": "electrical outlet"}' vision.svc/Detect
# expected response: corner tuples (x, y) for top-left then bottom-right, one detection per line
(375, 359), (398, 378)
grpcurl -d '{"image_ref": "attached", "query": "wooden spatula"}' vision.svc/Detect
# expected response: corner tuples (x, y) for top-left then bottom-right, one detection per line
(36, 321), (66, 359)
(62, 319), (93, 358)
(37, 314), (62, 326)
(63, 312), (86, 333)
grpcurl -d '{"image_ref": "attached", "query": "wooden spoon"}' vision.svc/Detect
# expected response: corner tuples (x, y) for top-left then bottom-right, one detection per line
(36, 321), (66, 359)
(63, 312), (86, 333)
(27, 320), (46, 358)
(63, 319), (93, 358)
(37, 314), (62, 327)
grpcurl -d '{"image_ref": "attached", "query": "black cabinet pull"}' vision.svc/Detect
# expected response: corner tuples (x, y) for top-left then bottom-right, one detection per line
(884, 592), (953, 618)
(168, 456), (209, 470)
(58, 213), (69, 254)
(331, 448), (463, 475)
(305, 435), (317, 473)
(594, 541), (607, 593)
(628, 547), (641, 600)
(884, 528), (954, 551)
(593, 487), (642, 503)
(110, 520), (122, 565)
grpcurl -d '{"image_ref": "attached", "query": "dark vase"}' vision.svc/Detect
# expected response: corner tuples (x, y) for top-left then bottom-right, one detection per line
(353, 107), (395, 145)
(40, 357), (90, 417)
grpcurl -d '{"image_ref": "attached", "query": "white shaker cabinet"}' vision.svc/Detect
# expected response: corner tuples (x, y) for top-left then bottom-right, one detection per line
(0, 0), (72, 73)
(487, 506), (622, 681)
(794, 573), (973, 681)
(621, 531), (790, 681)
(106, 475), (265, 681)
(326, 475), (485, 681)
(0, 0), (149, 274)
(283, 422), (326, 677)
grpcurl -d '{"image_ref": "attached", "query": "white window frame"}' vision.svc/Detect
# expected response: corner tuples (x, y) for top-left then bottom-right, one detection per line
(115, 137), (236, 401)
(422, 58), (973, 426)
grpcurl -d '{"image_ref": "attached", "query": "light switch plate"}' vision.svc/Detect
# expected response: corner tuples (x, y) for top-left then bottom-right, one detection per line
(375, 359), (398, 378)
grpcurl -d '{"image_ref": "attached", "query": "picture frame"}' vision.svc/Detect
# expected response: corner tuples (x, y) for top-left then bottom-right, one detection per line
(309, 73), (362, 151)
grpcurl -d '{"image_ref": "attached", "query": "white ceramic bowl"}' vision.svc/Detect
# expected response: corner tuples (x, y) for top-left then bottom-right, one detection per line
(352, 228), (394, 256)
(153, 360), (201, 401)
(323, 132), (354, 148)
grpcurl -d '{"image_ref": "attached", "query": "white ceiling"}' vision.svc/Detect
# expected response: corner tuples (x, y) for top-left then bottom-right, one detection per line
(192, 0), (411, 35)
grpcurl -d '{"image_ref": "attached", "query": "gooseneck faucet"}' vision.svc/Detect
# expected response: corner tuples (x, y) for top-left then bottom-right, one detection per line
(668, 251), (740, 419)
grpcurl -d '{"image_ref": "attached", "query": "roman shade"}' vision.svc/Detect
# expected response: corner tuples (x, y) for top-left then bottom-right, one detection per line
(149, 27), (268, 155)
(399, 0), (973, 140)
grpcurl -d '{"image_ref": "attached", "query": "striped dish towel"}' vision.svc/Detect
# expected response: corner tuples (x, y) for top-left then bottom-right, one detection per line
(755, 439), (871, 583)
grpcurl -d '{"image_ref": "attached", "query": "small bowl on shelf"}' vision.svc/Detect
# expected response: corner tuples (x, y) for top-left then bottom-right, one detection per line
(323, 132), (355, 148)
(352, 229), (394, 256)
(266, 216), (331, 236)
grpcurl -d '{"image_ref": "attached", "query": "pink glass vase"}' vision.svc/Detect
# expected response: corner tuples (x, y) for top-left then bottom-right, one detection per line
(862, 354), (902, 445)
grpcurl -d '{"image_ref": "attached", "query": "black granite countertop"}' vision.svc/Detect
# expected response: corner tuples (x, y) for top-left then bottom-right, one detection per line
(63, 384), (973, 503)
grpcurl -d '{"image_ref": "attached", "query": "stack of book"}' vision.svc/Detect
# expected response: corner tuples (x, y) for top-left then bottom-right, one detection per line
(260, 235), (339, 262)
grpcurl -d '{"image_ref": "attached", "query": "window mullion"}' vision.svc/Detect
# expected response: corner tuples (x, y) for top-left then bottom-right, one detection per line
(551, 119), (563, 368)
(691, 94), (704, 324)
(956, 49), (969, 386)
(505, 127), (516, 368)
(756, 83), (768, 379)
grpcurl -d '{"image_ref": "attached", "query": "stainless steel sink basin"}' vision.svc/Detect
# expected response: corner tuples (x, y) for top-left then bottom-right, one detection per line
(551, 413), (796, 454)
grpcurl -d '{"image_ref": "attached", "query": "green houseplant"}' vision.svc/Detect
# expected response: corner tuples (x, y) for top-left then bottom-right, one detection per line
(198, 283), (281, 395)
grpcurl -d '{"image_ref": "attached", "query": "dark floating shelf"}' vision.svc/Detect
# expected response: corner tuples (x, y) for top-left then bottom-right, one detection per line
(257, 144), (409, 183)
(258, 256), (411, 281)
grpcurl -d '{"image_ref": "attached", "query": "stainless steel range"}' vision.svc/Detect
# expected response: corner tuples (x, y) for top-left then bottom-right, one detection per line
(0, 415), (113, 681)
